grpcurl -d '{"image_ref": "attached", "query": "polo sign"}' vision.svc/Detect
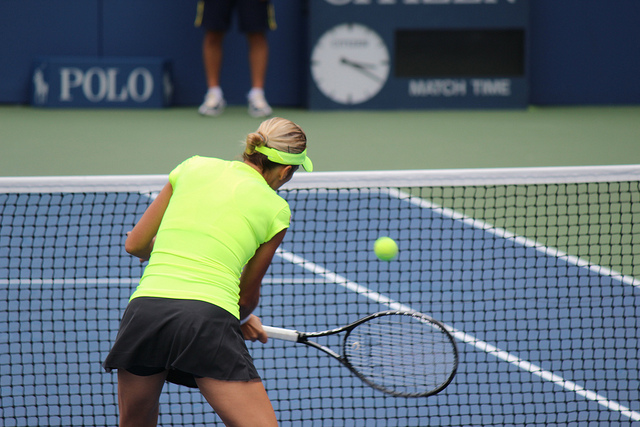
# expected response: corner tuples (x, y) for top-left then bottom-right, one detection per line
(32, 57), (173, 108)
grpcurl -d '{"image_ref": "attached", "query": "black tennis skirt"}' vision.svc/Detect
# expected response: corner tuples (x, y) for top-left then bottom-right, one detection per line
(103, 297), (260, 388)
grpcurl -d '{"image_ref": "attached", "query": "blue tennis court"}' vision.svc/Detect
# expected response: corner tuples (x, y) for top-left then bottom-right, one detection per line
(1, 169), (639, 426)
(258, 184), (640, 426)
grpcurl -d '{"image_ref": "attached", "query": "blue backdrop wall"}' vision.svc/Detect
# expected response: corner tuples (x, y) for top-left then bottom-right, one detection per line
(529, 0), (640, 105)
(0, 0), (638, 107)
(0, 0), (307, 107)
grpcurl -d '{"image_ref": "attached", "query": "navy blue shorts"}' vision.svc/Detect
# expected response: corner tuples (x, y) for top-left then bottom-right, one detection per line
(103, 297), (260, 388)
(196, 0), (275, 33)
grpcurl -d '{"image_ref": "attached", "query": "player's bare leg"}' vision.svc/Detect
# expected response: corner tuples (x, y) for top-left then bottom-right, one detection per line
(117, 369), (167, 427)
(196, 377), (278, 427)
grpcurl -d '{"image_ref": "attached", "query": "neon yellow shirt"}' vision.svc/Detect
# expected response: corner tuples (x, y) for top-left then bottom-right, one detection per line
(130, 156), (291, 318)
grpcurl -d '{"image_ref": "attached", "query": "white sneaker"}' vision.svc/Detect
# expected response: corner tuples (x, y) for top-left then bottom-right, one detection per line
(248, 92), (272, 118)
(198, 90), (226, 116)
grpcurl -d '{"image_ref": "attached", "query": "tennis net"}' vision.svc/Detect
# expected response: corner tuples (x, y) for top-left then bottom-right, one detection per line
(1, 165), (639, 426)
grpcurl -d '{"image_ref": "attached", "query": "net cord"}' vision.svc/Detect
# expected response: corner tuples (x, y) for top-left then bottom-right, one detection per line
(1, 164), (639, 193)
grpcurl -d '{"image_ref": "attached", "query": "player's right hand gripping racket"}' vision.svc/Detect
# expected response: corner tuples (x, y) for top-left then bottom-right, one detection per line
(263, 310), (458, 397)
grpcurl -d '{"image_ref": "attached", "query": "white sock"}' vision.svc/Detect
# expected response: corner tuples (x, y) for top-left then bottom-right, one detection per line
(248, 87), (265, 99)
(208, 86), (223, 98)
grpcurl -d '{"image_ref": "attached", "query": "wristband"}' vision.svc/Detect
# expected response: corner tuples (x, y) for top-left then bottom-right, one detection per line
(239, 315), (251, 325)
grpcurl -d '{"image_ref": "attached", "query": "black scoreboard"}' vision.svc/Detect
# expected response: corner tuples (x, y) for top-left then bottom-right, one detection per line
(308, 0), (529, 109)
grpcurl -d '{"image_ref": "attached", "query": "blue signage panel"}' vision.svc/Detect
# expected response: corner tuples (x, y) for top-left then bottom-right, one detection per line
(31, 57), (173, 108)
(308, 0), (529, 110)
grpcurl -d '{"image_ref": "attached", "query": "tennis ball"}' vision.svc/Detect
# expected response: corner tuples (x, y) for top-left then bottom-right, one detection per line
(374, 236), (398, 261)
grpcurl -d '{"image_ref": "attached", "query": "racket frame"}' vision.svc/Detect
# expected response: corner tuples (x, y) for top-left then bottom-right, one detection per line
(263, 310), (458, 398)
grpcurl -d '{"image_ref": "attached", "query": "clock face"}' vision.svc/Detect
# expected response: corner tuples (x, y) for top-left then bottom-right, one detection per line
(311, 23), (390, 105)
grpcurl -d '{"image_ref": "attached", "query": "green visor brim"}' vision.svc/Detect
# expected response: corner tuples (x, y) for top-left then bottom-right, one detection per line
(254, 146), (313, 172)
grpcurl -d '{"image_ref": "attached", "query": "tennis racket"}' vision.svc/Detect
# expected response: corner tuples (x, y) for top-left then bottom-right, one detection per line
(263, 310), (458, 398)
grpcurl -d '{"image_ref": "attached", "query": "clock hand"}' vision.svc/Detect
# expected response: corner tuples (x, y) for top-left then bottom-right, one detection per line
(341, 57), (377, 70)
(340, 57), (383, 83)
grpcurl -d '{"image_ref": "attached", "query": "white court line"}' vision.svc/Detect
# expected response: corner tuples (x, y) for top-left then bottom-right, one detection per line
(0, 278), (139, 287)
(276, 248), (640, 422)
(0, 277), (314, 287)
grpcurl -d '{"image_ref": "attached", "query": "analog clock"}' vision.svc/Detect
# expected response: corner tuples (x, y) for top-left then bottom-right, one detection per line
(311, 23), (390, 105)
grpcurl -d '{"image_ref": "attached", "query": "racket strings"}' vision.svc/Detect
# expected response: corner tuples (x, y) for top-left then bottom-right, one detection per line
(344, 315), (456, 394)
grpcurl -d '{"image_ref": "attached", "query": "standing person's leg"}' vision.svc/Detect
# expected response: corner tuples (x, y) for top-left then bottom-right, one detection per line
(246, 32), (272, 117)
(197, 0), (233, 116)
(199, 30), (227, 116)
(117, 369), (168, 427)
(246, 32), (268, 90)
(203, 30), (225, 89)
(196, 377), (278, 427)
(241, 0), (273, 117)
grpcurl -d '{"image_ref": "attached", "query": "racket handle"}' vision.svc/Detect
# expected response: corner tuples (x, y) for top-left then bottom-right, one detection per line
(263, 326), (300, 342)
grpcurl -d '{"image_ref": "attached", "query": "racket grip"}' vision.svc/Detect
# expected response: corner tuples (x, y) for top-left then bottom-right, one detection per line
(263, 326), (300, 342)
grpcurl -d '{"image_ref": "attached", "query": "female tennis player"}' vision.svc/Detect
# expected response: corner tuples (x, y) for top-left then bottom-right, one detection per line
(103, 117), (312, 427)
